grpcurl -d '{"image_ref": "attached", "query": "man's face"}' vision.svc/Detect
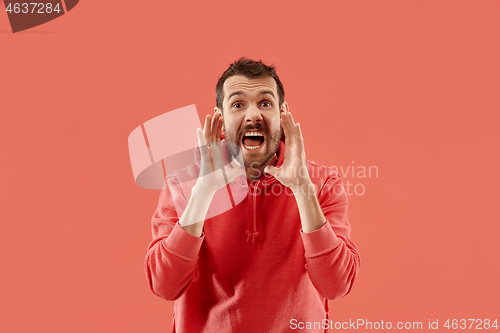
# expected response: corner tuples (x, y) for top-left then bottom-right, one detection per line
(221, 75), (283, 169)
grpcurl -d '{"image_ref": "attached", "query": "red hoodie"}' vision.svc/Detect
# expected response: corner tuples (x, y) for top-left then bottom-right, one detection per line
(145, 142), (360, 332)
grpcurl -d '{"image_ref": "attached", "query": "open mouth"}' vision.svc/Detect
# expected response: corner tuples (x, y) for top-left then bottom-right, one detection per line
(241, 131), (264, 150)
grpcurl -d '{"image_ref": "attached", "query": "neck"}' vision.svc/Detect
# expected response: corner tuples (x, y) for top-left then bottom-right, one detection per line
(246, 154), (278, 181)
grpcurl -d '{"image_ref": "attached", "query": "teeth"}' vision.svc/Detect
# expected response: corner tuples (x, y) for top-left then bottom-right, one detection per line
(244, 144), (261, 150)
(242, 131), (264, 150)
(244, 131), (263, 137)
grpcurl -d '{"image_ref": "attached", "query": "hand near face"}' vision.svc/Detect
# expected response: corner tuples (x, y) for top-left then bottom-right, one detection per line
(196, 111), (245, 195)
(264, 112), (311, 193)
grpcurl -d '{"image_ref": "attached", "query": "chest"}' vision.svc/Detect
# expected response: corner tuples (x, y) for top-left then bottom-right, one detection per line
(200, 189), (303, 274)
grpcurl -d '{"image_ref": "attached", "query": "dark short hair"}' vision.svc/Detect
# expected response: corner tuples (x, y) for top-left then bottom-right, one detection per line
(216, 58), (285, 110)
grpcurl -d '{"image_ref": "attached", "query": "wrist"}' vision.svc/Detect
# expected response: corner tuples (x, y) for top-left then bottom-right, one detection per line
(182, 222), (204, 237)
(192, 182), (217, 199)
(291, 178), (315, 197)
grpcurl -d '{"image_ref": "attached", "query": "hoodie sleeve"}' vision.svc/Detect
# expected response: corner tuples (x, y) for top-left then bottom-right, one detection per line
(144, 181), (204, 301)
(300, 174), (361, 300)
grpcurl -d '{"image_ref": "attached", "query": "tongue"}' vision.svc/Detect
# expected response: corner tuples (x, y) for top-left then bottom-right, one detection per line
(243, 136), (264, 147)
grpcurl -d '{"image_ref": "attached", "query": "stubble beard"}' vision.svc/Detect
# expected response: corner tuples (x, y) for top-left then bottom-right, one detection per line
(224, 123), (282, 169)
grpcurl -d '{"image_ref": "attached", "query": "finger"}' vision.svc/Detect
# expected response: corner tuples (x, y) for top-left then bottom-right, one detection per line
(212, 112), (222, 143)
(296, 123), (305, 150)
(208, 146), (215, 172)
(283, 112), (294, 132)
(296, 123), (303, 139)
(197, 128), (209, 157)
(264, 165), (280, 178)
(202, 122), (216, 171)
(281, 114), (291, 145)
(204, 115), (212, 144)
(284, 112), (298, 144)
(212, 112), (219, 144)
(210, 113), (218, 143)
(288, 112), (296, 126)
(287, 112), (298, 135)
(216, 116), (222, 142)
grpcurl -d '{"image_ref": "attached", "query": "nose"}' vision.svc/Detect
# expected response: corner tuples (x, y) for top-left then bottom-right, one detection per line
(244, 104), (263, 124)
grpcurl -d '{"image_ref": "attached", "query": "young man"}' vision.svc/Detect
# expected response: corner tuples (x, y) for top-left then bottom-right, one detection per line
(145, 58), (360, 332)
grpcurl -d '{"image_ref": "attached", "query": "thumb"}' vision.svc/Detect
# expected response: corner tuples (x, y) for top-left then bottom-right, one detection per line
(197, 128), (209, 156)
(264, 166), (280, 177)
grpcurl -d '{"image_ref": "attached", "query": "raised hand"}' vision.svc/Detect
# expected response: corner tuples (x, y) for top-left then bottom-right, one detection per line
(264, 112), (311, 194)
(180, 112), (245, 234)
(196, 111), (245, 196)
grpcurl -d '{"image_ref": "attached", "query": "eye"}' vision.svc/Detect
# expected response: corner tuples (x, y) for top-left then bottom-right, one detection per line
(261, 101), (272, 107)
(232, 102), (243, 108)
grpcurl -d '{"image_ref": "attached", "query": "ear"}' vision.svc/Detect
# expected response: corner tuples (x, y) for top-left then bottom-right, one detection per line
(214, 107), (225, 137)
(214, 107), (222, 118)
(280, 102), (289, 114)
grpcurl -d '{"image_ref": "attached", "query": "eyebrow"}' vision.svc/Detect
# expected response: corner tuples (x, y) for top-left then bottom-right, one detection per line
(227, 90), (276, 101)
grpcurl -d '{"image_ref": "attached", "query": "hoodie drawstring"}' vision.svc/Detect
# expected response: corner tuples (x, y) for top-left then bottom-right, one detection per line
(245, 230), (259, 243)
(245, 179), (261, 243)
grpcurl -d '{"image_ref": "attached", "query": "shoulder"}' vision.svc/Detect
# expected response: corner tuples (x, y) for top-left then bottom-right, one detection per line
(164, 163), (200, 187)
(160, 163), (201, 207)
(156, 163), (201, 217)
(305, 160), (349, 217)
(306, 160), (347, 203)
(306, 159), (340, 184)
